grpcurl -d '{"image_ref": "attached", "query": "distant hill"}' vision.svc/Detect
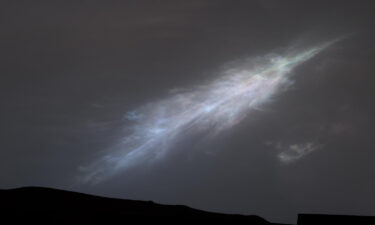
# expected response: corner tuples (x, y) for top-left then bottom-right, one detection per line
(0, 186), (278, 224)
(1, 187), (373, 224)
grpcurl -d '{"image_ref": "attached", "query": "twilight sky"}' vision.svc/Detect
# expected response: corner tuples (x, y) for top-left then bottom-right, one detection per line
(1, 1), (375, 223)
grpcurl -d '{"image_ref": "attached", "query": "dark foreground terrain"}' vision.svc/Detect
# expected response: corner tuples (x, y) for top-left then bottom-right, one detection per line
(0, 187), (280, 224)
(1, 187), (374, 224)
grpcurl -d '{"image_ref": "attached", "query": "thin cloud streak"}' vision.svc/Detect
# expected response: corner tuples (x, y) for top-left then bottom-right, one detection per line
(78, 39), (339, 184)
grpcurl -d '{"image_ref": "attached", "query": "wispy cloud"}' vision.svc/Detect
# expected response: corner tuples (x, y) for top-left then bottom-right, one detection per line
(78, 40), (337, 184)
(277, 142), (322, 164)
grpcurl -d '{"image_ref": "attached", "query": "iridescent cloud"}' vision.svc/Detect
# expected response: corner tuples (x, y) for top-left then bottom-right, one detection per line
(79, 39), (339, 184)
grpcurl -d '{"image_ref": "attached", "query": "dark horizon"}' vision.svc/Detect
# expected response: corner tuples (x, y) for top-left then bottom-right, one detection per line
(3, 186), (375, 224)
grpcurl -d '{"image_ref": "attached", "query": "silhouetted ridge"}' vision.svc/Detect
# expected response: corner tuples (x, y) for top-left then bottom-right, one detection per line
(2, 187), (374, 224)
(0, 186), (278, 224)
(297, 214), (375, 225)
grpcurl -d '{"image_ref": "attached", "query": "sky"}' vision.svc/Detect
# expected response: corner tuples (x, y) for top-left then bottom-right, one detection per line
(1, 0), (375, 223)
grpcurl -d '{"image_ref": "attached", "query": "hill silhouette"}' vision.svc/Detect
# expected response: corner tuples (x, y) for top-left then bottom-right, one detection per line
(0, 186), (281, 224)
(1, 187), (374, 224)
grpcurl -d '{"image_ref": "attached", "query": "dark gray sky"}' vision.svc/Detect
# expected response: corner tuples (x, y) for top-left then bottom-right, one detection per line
(1, 0), (375, 223)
